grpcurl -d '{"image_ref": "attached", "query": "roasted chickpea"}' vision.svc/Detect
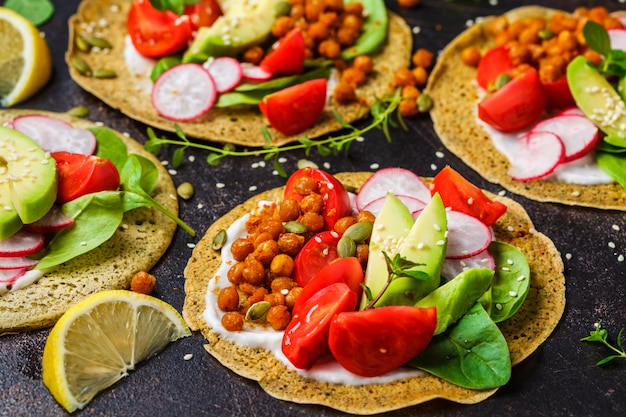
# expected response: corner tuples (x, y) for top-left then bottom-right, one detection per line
(397, 0), (420, 9)
(264, 292), (286, 307)
(217, 285), (240, 311)
(411, 66), (428, 87)
(461, 46), (481, 67)
(272, 15), (294, 37)
(333, 81), (358, 104)
(247, 287), (269, 305)
(227, 262), (245, 285)
(242, 46), (264, 64)
(230, 237), (254, 262)
(308, 21), (329, 41)
(333, 216), (357, 234)
(394, 67), (417, 87)
(253, 232), (274, 248)
(285, 287), (303, 309)
(355, 210), (376, 224)
(402, 85), (421, 100)
(253, 239), (280, 266)
(398, 98), (419, 117)
(300, 211), (325, 232)
(318, 38), (341, 58)
(412, 48), (434, 68)
(277, 198), (301, 222)
(353, 55), (374, 74)
(130, 271), (156, 294)
(242, 256), (266, 285)
(271, 276), (298, 294)
(277, 232), (305, 256)
(293, 175), (318, 195)
(341, 66), (367, 87)
(221, 311), (244, 331)
(356, 242), (369, 265)
(300, 192), (324, 213)
(270, 253), (295, 277)
(266, 305), (291, 330)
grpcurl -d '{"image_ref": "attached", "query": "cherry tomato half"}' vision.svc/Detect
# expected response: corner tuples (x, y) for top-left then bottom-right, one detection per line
(476, 45), (515, 91)
(292, 257), (364, 317)
(260, 28), (306, 75)
(284, 167), (351, 231)
(259, 78), (327, 135)
(292, 231), (340, 288)
(184, 0), (222, 30)
(127, 0), (194, 58)
(282, 282), (358, 369)
(52, 152), (121, 204)
(543, 78), (575, 109)
(430, 166), (507, 227)
(478, 67), (546, 132)
(328, 306), (437, 377)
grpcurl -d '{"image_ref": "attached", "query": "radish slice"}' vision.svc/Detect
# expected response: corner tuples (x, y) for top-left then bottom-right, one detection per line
(531, 114), (600, 162)
(0, 230), (45, 257)
(240, 63), (273, 81)
(557, 107), (584, 117)
(441, 249), (495, 280)
(0, 268), (26, 283)
(10, 114), (97, 155)
(151, 63), (217, 121)
(356, 167), (431, 210)
(608, 28), (626, 52)
(204, 57), (243, 93)
(508, 131), (564, 181)
(0, 257), (38, 270)
(362, 194), (427, 217)
(445, 210), (493, 259)
(22, 205), (74, 234)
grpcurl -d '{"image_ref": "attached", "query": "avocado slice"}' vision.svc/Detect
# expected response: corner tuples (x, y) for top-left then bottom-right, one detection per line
(567, 55), (626, 139)
(0, 127), (57, 240)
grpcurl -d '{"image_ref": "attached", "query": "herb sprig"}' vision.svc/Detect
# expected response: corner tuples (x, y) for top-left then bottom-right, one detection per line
(581, 321), (626, 365)
(583, 21), (626, 78)
(149, 0), (198, 15)
(144, 90), (405, 176)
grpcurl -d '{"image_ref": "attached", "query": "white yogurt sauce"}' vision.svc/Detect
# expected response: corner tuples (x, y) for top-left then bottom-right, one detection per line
(123, 35), (155, 95)
(202, 201), (424, 385)
(0, 269), (44, 295)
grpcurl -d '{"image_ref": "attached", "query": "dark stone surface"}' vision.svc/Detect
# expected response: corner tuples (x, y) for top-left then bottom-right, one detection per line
(1, 1), (624, 416)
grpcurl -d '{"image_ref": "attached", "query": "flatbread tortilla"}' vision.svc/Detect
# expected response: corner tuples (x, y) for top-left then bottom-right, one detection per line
(427, 6), (626, 211)
(183, 171), (565, 414)
(67, 0), (412, 147)
(0, 110), (178, 333)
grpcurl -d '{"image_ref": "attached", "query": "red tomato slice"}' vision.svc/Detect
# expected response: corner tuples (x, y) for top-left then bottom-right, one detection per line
(476, 45), (515, 91)
(259, 78), (327, 135)
(184, 0), (222, 30)
(284, 167), (351, 231)
(292, 231), (340, 287)
(543, 78), (575, 109)
(52, 152), (121, 204)
(282, 282), (358, 369)
(127, 0), (194, 58)
(430, 166), (507, 227)
(292, 257), (364, 317)
(260, 28), (306, 75)
(328, 306), (437, 377)
(478, 67), (546, 132)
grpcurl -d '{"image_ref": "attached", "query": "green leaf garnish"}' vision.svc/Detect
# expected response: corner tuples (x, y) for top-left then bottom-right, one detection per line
(4, 0), (54, 26)
(581, 321), (626, 365)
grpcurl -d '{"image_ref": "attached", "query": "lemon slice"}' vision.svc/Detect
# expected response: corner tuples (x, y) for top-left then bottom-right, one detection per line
(42, 290), (191, 412)
(0, 6), (52, 107)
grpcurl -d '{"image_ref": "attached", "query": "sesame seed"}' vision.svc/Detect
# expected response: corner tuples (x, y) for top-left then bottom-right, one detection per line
(435, 151), (444, 158)
(509, 291), (517, 297)
(430, 164), (437, 171)
(495, 303), (503, 310)
(517, 276), (526, 281)
(249, 185), (257, 192)
(330, 231), (340, 238)
(618, 254), (624, 262)
(501, 267), (510, 272)
(433, 223), (441, 231)
(498, 190), (506, 196)
(608, 241), (616, 249)
(506, 259), (514, 265)
(197, 203), (203, 209)
(412, 26), (421, 34)
(80, 241), (87, 246)
(565, 253), (572, 260)
(467, 197), (474, 205)
(612, 224), (620, 231)
(216, 183), (225, 188)
(323, 162), (331, 169)
(183, 353), (193, 361)
(168, 169), (177, 175)
(370, 163), (380, 169)
(436, 240), (445, 246)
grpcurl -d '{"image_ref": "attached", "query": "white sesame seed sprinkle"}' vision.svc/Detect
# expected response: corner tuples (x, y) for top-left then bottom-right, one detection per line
(509, 291), (517, 297)
(370, 163), (380, 170)
(183, 354), (193, 361)
(611, 224), (620, 231)
(249, 185), (257, 192)
(216, 182), (225, 189)
(187, 243), (196, 248)
(168, 169), (177, 175)
(517, 276), (526, 281)
(608, 241), (616, 249)
(495, 303), (503, 311)
(565, 253), (572, 260)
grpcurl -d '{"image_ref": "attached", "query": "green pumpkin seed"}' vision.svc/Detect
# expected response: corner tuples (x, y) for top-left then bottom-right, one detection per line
(71, 57), (91, 76)
(343, 221), (373, 243)
(93, 68), (117, 79)
(297, 159), (318, 169)
(75, 36), (90, 52)
(538, 29), (555, 40)
(283, 220), (307, 234)
(337, 235), (356, 258)
(494, 73), (512, 90)
(245, 301), (271, 321)
(177, 182), (194, 200)
(85, 35), (112, 49)
(66, 106), (89, 118)
(212, 229), (227, 250)
(417, 93), (433, 113)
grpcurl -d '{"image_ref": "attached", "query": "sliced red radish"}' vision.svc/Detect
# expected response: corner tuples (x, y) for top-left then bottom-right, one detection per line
(10, 114), (97, 155)
(531, 114), (600, 162)
(1, 269), (44, 293)
(508, 131), (564, 181)
(0, 268), (26, 283)
(441, 249), (495, 280)
(22, 205), (74, 234)
(362, 194), (427, 217)
(356, 167), (431, 210)
(0, 230), (45, 257)
(151, 63), (217, 121)
(608, 28), (626, 52)
(445, 210), (492, 259)
(557, 107), (584, 117)
(0, 256), (38, 270)
(204, 57), (243, 93)
(240, 63), (273, 81)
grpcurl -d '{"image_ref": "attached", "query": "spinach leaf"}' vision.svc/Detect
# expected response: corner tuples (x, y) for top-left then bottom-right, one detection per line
(35, 192), (124, 270)
(234, 67), (331, 92)
(90, 127), (129, 170)
(408, 303), (511, 390)
(602, 135), (626, 150)
(597, 151), (626, 189)
(216, 90), (269, 107)
(4, 0), (54, 25)
(487, 241), (531, 323)
(121, 153), (159, 195)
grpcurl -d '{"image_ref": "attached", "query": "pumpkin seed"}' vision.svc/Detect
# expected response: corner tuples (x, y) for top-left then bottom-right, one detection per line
(297, 159), (318, 169)
(66, 106), (89, 118)
(343, 221), (373, 243)
(494, 73), (512, 90)
(85, 35), (112, 49)
(212, 229), (227, 250)
(75, 36), (90, 52)
(93, 68), (117, 79)
(337, 235), (356, 258)
(176, 182), (194, 200)
(283, 220), (307, 234)
(245, 301), (271, 321)
(71, 56), (92, 76)
(417, 93), (433, 113)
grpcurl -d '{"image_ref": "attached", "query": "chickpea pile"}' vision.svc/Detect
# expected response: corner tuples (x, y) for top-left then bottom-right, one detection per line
(393, 48), (435, 117)
(462, 6), (622, 85)
(217, 175), (375, 332)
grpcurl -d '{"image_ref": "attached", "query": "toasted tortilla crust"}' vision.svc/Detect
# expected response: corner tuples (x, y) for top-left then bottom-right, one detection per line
(426, 5), (626, 211)
(0, 110), (178, 333)
(183, 171), (565, 414)
(67, 0), (412, 146)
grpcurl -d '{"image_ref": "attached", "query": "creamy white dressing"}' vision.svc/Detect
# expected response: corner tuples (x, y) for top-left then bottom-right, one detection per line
(202, 200), (424, 385)
(123, 35), (155, 95)
(0, 270), (44, 295)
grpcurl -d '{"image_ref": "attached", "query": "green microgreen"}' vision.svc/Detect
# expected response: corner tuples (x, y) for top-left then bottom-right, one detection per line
(144, 89), (405, 176)
(581, 321), (626, 365)
(583, 21), (626, 78)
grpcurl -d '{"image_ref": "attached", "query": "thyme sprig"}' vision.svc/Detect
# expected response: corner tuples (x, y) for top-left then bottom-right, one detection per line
(144, 89), (405, 177)
(581, 321), (626, 365)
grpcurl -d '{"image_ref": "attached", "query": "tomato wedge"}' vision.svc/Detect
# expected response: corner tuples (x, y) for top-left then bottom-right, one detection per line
(478, 67), (546, 132)
(282, 282), (358, 369)
(430, 166), (507, 227)
(476, 45), (515, 91)
(292, 231), (340, 288)
(51, 152), (120, 204)
(259, 78), (327, 135)
(292, 257), (363, 317)
(260, 28), (306, 75)
(127, 0), (194, 58)
(184, 0), (222, 30)
(543, 78), (575, 109)
(284, 167), (351, 232)
(328, 306), (437, 377)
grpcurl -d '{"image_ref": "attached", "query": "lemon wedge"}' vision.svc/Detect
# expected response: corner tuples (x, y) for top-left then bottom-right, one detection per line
(0, 6), (52, 107)
(42, 290), (191, 413)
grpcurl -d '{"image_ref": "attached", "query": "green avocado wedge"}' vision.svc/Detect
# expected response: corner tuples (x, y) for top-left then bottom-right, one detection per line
(0, 126), (57, 240)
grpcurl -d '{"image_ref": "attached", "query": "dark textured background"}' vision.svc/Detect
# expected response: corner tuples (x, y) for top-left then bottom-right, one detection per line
(1, 0), (625, 416)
